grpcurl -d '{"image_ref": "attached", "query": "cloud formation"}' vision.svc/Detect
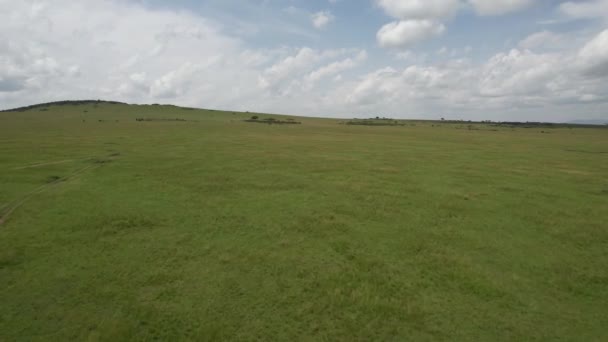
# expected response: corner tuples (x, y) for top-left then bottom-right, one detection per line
(0, 0), (607, 122)
(375, 0), (537, 48)
(311, 11), (335, 29)
(469, 0), (534, 16)
(348, 29), (608, 120)
(559, 0), (608, 19)
(374, 0), (458, 48)
(578, 29), (608, 77)
(376, 0), (461, 20)
(377, 20), (446, 48)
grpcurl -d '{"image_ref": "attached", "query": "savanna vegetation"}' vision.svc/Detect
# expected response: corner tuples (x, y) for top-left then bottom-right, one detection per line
(1, 101), (607, 340)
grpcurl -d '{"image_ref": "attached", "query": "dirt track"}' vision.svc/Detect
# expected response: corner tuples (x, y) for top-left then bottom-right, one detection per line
(0, 163), (102, 226)
(12, 158), (93, 170)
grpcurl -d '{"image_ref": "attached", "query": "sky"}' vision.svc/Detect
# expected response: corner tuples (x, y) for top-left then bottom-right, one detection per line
(1, 0), (608, 122)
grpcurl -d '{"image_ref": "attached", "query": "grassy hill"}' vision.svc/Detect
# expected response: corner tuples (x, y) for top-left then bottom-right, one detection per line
(1, 102), (607, 340)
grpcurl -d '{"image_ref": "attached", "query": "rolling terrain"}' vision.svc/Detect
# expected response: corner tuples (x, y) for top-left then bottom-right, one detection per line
(1, 101), (607, 340)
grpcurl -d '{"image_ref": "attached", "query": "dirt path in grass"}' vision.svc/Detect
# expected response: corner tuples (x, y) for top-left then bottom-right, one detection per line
(0, 164), (102, 226)
(12, 158), (92, 170)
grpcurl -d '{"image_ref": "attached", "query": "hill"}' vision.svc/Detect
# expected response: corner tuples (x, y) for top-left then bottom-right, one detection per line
(1, 102), (607, 340)
(0, 100), (128, 112)
(568, 119), (608, 126)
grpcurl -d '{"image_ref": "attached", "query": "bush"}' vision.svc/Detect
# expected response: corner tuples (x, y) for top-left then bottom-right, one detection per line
(251, 116), (259, 120)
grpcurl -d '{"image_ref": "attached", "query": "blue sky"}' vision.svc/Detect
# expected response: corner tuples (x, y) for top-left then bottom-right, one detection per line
(1, 0), (608, 122)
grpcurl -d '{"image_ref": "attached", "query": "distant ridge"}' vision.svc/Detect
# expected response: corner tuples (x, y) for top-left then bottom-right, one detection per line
(1, 100), (128, 112)
(2, 100), (607, 127)
(568, 119), (608, 126)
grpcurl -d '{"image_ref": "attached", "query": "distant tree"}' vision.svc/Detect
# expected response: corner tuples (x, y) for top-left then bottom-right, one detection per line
(251, 115), (259, 120)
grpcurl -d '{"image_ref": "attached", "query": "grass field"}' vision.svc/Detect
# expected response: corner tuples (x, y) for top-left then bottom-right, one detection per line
(1, 102), (607, 340)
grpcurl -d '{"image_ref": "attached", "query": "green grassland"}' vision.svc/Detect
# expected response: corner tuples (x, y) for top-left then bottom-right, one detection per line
(1, 102), (607, 340)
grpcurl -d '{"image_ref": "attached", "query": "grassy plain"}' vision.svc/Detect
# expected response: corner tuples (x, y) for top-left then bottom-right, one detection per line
(1, 102), (607, 340)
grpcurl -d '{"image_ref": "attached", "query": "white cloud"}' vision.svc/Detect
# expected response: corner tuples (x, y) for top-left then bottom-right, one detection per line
(374, 0), (459, 48)
(0, 40), (62, 92)
(150, 63), (200, 98)
(259, 48), (329, 90)
(0, 0), (251, 106)
(578, 29), (608, 77)
(393, 50), (429, 64)
(468, 0), (534, 16)
(559, 0), (608, 19)
(311, 11), (334, 29)
(346, 67), (399, 106)
(376, 0), (461, 20)
(343, 29), (608, 120)
(0, 0), (369, 115)
(303, 51), (367, 89)
(519, 31), (567, 51)
(373, 0), (537, 48)
(377, 20), (445, 48)
(478, 49), (561, 98)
